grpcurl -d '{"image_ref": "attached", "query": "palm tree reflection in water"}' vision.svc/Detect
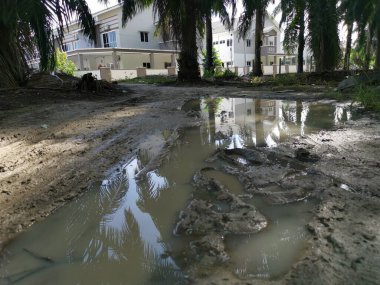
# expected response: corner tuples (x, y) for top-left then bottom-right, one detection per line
(66, 158), (182, 283)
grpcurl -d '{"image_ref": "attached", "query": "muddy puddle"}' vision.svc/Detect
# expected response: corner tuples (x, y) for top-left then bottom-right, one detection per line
(0, 98), (356, 284)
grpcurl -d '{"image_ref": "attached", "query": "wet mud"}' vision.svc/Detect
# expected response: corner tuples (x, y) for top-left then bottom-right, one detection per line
(0, 85), (379, 284)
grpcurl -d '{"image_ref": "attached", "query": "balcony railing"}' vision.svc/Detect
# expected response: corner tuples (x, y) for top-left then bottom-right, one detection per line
(261, 45), (277, 55)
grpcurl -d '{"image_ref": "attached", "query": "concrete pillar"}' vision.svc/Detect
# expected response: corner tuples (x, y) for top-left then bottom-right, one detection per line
(136, 67), (147, 77)
(171, 54), (176, 67)
(285, 64), (290, 74)
(149, 53), (156, 69)
(234, 66), (239, 75)
(167, 66), (176, 76)
(112, 50), (119, 70)
(77, 54), (84, 70)
(100, 67), (112, 82)
(272, 64), (277, 77)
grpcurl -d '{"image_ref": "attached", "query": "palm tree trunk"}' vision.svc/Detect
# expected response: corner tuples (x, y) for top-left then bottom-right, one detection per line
(0, 24), (27, 87)
(255, 99), (265, 147)
(205, 10), (214, 72)
(253, 7), (264, 77)
(178, 0), (200, 81)
(376, 25), (380, 70)
(364, 26), (373, 71)
(344, 22), (353, 71)
(297, 7), (305, 73)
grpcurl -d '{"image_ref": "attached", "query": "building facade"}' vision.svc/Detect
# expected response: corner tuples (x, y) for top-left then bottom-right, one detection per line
(60, 3), (178, 74)
(210, 14), (285, 70)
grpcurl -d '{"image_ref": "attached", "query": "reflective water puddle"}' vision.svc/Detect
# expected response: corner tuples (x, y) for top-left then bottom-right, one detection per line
(0, 98), (355, 284)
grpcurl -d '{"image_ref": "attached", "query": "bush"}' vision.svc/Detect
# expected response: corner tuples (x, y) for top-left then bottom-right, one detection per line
(55, 49), (76, 76)
(215, 68), (237, 80)
(354, 85), (380, 112)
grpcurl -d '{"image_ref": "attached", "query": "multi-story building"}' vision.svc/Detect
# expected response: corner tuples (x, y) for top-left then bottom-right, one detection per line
(210, 14), (285, 70)
(55, 3), (305, 79)
(59, 3), (178, 77)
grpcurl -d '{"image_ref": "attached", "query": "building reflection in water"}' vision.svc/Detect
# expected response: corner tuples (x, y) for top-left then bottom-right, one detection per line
(200, 98), (351, 149)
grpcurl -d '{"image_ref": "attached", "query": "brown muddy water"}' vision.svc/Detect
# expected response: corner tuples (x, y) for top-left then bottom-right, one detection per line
(0, 98), (356, 285)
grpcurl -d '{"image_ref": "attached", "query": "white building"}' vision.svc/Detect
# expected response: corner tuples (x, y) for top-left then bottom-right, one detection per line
(55, 3), (307, 80)
(210, 14), (285, 70)
(59, 3), (178, 79)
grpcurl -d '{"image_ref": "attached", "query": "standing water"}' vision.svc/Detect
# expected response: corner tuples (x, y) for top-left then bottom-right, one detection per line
(0, 98), (355, 284)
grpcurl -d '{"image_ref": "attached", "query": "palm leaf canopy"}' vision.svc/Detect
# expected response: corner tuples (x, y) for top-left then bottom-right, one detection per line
(0, 0), (96, 87)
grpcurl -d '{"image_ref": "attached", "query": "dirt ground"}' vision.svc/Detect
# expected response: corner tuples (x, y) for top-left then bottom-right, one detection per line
(0, 84), (379, 284)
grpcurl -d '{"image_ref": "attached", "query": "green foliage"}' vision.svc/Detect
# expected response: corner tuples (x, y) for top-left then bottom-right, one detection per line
(0, 0), (96, 87)
(55, 49), (76, 76)
(275, 0), (305, 53)
(201, 48), (223, 75)
(203, 69), (215, 78)
(251, 76), (265, 84)
(307, 0), (341, 71)
(271, 74), (299, 85)
(354, 85), (380, 112)
(203, 97), (223, 113)
(215, 68), (237, 80)
(350, 45), (376, 69)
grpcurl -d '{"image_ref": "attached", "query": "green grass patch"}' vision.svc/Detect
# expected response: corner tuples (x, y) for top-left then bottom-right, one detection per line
(353, 85), (380, 112)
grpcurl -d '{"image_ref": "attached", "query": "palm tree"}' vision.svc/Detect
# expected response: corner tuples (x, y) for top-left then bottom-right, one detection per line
(351, 0), (380, 70)
(339, 0), (355, 70)
(112, 0), (203, 81)
(238, 0), (274, 77)
(0, 0), (96, 88)
(307, 0), (341, 72)
(201, 0), (237, 73)
(275, 0), (306, 73)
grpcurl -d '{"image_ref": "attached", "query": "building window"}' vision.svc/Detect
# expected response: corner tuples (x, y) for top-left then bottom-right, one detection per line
(246, 39), (251, 47)
(227, 39), (233, 47)
(220, 40), (225, 44)
(102, 31), (117, 47)
(62, 42), (73, 52)
(227, 61), (233, 67)
(140, 32), (149, 42)
(247, 61), (251, 66)
(143, 62), (151, 68)
(269, 41), (274, 46)
(73, 40), (79, 50)
(247, 109), (252, 116)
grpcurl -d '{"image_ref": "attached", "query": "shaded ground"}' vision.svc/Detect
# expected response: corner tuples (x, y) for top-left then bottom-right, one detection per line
(0, 84), (379, 284)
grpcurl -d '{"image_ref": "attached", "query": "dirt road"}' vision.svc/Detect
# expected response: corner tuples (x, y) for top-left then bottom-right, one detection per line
(0, 84), (379, 284)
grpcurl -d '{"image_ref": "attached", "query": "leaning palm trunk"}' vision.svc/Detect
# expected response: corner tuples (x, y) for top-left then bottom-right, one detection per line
(253, 8), (264, 77)
(205, 10), (214, 72)
(178, 0), (200, 81)
(343, 22), (353, 71)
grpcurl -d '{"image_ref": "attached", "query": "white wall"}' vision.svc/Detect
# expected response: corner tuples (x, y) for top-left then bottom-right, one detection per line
(111, 69), (138, 80)
(118, 7), (162, 50)
(212, 14), (282, 68)
(146, 69), (168, 76)
(212, 30), (234, 65)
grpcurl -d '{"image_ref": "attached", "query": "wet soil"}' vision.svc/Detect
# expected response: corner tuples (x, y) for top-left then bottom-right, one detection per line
(190, 113), (380, 285)
(0, 84), (379, 284)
